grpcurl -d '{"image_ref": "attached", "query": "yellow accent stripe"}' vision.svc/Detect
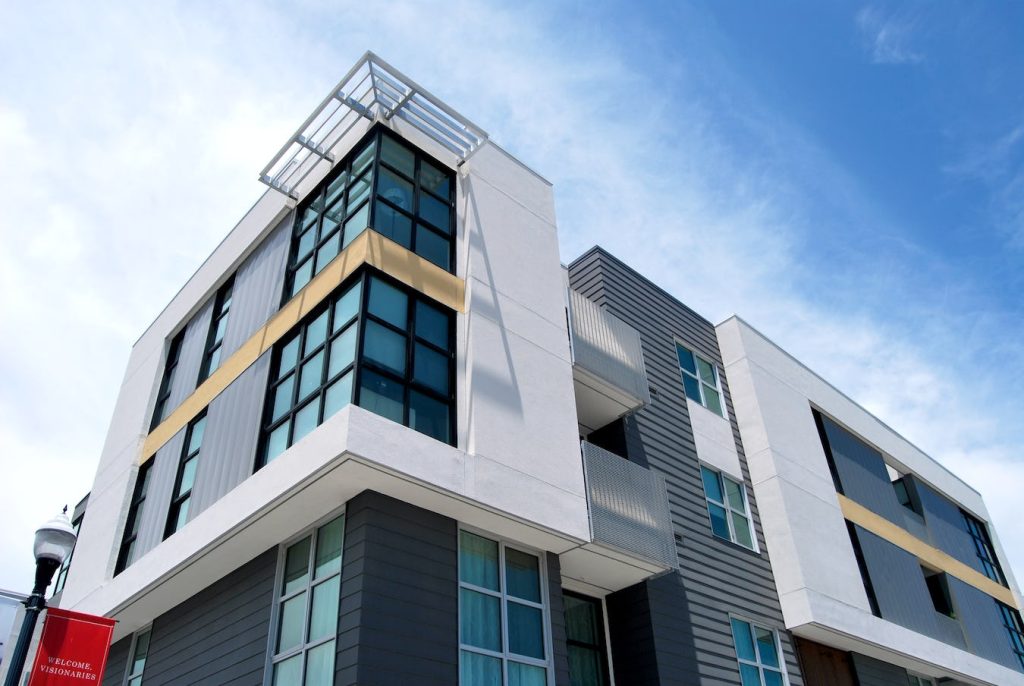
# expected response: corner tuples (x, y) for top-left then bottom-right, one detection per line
(838, 494), (1018, 608)
(140, 230), (465, 464)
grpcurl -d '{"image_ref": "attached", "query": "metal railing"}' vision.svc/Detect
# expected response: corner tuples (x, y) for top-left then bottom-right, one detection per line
(568, 289), (651, 405)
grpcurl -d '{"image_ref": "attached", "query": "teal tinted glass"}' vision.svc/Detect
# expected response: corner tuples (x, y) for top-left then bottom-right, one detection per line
(374, 200), (413, 248)
(367, 278), (408, 328)
(508, 602), (545, 659)
(731, 618), (756, 661)
(178, 456), (197, 495)
(420, 160), (450, 197)
(682, 374), (702, 402)
(298, 351), (325, 400)
(418, 192), (450, 232)
(409, 391), (449, 443)
(324, 372), (353, 420)
(328, 326), (357, 378)
(277, 592), (306, 652)
(379, 168), (414, 212)
(676, 345), (697, 374)
(739, 664), (761, 686)
(460, 651), (501, 686)
(279, 336), (300, 376)
(414, 343), (448, 393)
(358, 370), (404, 423)
(708, 504), (730, 539)
(314, 517), (344, 579)
(308, 576), (341, 641)
(304, 310), (330, 355)
(732, 512), (754, 549)
(293, 399), (320, 443)
(460, 588), (501, 651)
(415, 225), (449, 270)
(696, 357), (716, 385)
(333, 281), (361, 331)
(763, 670), (784, 686)
(459, 531), (499, 590)
(380, 135), (415, 177)
(266, 421), (290, 463)
(272, 654), (301, 686)
(415, 300), (449, 349)
(364, 320), (406, 375)
(755, 626), (779, 668)
(273, 376), (295, 421)
(283, 536), (311, 594)
(701, 467), (723, 502)
(724, 478), (745, 510)
(505, 548), (541, 602)
(508, 661), (547, 686)
(305, 641), (335, 686)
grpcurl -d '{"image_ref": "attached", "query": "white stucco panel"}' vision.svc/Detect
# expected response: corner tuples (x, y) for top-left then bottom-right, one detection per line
(687, 398), (744, 481)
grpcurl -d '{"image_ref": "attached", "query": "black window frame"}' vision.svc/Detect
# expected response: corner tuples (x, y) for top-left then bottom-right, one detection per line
(197, 275), (235, 385)
(997, 600), (1024, 670)
(962, 510), (1007, 586)
(563, 590), (611, 686)
(164, 410), (207, 540)
(150, 329), (185, 430)
(115, 459), (154, 575)
(281, 125), (456, 303)
(921, 567), (956, 618)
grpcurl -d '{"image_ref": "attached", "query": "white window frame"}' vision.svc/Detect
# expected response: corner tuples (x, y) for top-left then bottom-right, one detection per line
(676, 342), (726, 418)
(123, 626), (152, 686)
(701, 464), (758, 552)
(263, 508), (346, 686)
(458, 526), (554, 685)
(728, 614), (789, 686)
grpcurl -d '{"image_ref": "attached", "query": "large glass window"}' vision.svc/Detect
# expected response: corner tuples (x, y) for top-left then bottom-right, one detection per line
(700, 466), (755, 550)
(730, 617), (787, 686)
(962, 510), (1007, 585)
(115, 460), (154, 575)
(283, 127), (456, 301)
(998, 601), (1024, 670)
(676, 344), (724, 417)
(150, 329), (185, 430)
(564, 592), (609, 686)
(198, 276), (234, 384)
(124, 627), (151, 686)
(270, 515), (345, 685)
(164, 411), (206, 539)
(259, 271), (455, 467)
(459, 530), (550, 685)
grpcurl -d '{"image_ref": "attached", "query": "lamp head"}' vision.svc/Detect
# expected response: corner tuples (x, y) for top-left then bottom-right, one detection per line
(33, 509), (77, 565)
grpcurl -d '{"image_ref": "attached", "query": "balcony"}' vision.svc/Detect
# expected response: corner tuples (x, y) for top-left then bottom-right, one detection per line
(567, 289), (651, 432)
(560, 442), (676, 592)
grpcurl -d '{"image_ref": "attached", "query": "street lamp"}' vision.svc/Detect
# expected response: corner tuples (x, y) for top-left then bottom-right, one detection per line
(3, 509), (78, 686)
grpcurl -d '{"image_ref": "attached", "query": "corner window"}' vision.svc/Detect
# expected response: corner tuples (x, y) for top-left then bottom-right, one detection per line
(150, 329), (185, 430)
(283, 127), (455, 301)
(998, 601), (1024, 670)
(164, 412), (206, 539)
(124, 627), (151, 686)
(962, 510), (1006, 585)
(921, 567), (955, 618)
(676, 344), (724, 416)
(115, 460), (154, 575)
(700, 466), (755, 549)
(730, 618), (787, 686)
(269, 515), (345, 685)
(198, 276), (234, 384)
(459, 530), (550, 685)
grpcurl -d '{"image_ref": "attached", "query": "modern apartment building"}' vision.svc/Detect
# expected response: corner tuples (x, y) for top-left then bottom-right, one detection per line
(6, 52), (1021, 686)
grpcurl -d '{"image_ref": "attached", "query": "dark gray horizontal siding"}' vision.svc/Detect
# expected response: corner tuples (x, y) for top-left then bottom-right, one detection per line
(850, 652), (909, 686)
(101, 635), (131, 686)
(949, 577), (1021, 671)
(569, 248), (802, 686)
(139, 548), (276, 685)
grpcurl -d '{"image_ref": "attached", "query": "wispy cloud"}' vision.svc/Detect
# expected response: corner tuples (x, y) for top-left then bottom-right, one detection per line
(856, 5), (925, 65)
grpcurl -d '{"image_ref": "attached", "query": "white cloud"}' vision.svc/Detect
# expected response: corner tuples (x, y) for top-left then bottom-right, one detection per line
(856, 6), (925, 65)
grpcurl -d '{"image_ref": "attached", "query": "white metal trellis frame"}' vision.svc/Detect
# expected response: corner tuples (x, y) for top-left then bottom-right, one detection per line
(259, 51), (489, 199)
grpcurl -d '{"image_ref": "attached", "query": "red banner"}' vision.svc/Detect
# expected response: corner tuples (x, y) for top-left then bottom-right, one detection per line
(27, 608), (115, 685)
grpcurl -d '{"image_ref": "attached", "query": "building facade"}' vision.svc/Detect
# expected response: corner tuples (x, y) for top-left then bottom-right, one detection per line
(5, 53), (1022, 686)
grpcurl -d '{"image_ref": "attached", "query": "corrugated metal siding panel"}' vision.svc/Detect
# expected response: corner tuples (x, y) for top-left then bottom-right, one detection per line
(337, 491), (458, 686)
(141, 548), (276, 685)
(916, 482), (982, 572)
(101, 635), (131, 686)
(221, 215), (292, 360)
(949, 577), (1021, 671)
(165, 299), (214, 413)
(849, 652), (909, 686)
(568, 288), (650, 403)
(819, 416), (906, 525)
(133, 427), (186, 561)
(568, 248), (803, 686)
(189, 352), (272, 517)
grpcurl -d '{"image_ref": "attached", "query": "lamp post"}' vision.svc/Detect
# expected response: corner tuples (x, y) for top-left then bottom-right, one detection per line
(3, 509), (78, 686)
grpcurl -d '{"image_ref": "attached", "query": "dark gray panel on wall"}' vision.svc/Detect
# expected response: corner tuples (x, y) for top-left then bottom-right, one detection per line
(189, 352), (272, 517)
(101, 635), (131, 686)
(916, 483), (983, 573)
(850, 652), (910, 686)
(133, 427), (186, 562)
(166, 298), (214, 414)
(337, 491), (459, 686)
(568, 248), (803, 686)
(221, 215), (293, 360)
(139, 548), (276, 685)
(818, 416), (906, 525)
(948, 577), (1020, 671)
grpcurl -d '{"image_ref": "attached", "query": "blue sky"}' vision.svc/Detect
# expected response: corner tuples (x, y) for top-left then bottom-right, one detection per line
(1, 0), (1022, 595)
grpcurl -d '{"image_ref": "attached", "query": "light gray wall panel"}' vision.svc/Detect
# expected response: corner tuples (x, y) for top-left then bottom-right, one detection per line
(949, 577), (1020, 671)
(189, 352), (272, 517)
(221, 214), (293, 360)
(166, 299), (214, 412)
(134, 428), (186, 561)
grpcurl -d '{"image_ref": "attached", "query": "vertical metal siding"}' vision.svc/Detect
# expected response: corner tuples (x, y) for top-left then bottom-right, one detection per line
(133, 428), (186, 561)
(568, 248), (803, 686)
(165, 299), (214, 414)
(916, 482), (984, 573)
(948, 577), (1021, 671)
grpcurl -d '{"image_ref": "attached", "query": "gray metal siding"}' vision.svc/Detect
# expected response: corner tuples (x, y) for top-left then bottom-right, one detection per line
(337, 491), (459, 686)
(140, 548), (276, 685)
(568, 248), (802, 686)
(189, 352), (272, 516)
(166, 299), (213, 413)
(101, 635), (131, 686)
(915, 483), (982, 573)
(133, 427), (186, 560)
(849, 652), (910, 686)
(948, 577), (1021, 671)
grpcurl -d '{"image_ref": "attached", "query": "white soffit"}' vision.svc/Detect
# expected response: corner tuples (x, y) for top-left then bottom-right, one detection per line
(259, 51), (489, 198)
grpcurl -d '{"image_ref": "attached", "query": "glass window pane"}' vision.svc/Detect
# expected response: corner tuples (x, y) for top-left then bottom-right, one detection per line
(701, 467), (723, 503)
(267, 421), (290, 463)
(508, 602), (545, 659)
(324, 371), (354, 420)
(283, 537), (311, 595)
(297, 228), (316, 261)
(205, 347), (222, 376)
(279, 336), (301, 377)
(415, 225), (450, 271)
(333, 281), (362, 332)
(131, 631), (150, 671)
(459, 531), (499, 590)
(321, 203), (342, 240)
(272, 653), (302, 686)
(293, 399), (321, 444)
(416, 300), (449, 349)
(364, 320), (407, 375)
(763, 671), (784, 686)
(420, 160), (450, 198)
(326, 170), (349, 208)
(128, 677), (142, 686)
(173, 499), (190, 532)
(676, 346), (697, 374)
(212, 316), (227, 345)
(358, 370), (404, 424)
(724, 478), (745, 511)
(187, 415), (206, 453)
(178, 457), (198, 495)
(414, 343), (448, 393)
(304, 640), (335, 686)
(299, 351), (325, 400)
(292, 258), (313, 295)
(374, 200), (413, 248)
(459, 588), (501, 651)
(329, 326), (358, 378)
(682, 374), (702, 403)
(298, 204), (320, 234)
(740, 663), (762, 686)
(564, 595), (599, 645)
(352, 141), (375, 177)
(704, 386), (723, 416)
(696, 357), (717, 385)
(732, 512), (754, 549)
(709, 503), (730, 540)
(273, 375), (295, 421)
(755, 627), (780, 668)
(568, 645), (604, 686)
(315, 517), (344, 579)
(308, 576), (341, 641)
(379, 167), (414, 212)
(347, 172), (372, 212)
(418, 192), (450, 233)
(731, 618), (756, 661)
(508, 661), (547, 686)
(342, 202), (369, 248)
(305, 311), (330, 355)
(460, 651), (501, 686)
(315, 232), (340, 273)
(277, 592), (306, 653)
(368, 278), (408, 328)
(505, 548), (541, 602)
(409, 391), (450, 444)
(380, 136), (415, 176)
